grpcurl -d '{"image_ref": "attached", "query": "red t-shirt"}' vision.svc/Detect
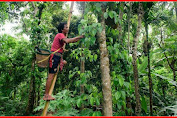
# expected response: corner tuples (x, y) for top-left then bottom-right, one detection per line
(51, 33), (65, 53)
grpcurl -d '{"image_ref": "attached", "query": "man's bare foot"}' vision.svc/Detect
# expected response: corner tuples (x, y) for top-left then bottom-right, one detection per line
(63, 60), (67, 65)
(43, 94), (55, 101)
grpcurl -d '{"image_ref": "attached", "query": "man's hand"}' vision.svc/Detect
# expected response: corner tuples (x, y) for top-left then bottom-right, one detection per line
(62, 35), (85, 43)
(78, 35), (85, 39)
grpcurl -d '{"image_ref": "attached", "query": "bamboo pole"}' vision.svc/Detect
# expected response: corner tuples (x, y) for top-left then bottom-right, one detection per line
(63, 2), (74, 51)
(41, 2), (74, 116)
(66, 2), (74, 37)
(41, 65), (59, 116)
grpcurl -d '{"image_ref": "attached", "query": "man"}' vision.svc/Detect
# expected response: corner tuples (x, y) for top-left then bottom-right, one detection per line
(43, 22), (84, 101)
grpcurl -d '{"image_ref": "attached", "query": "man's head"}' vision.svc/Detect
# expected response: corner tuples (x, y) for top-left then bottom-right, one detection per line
(57, 22), (69, 34)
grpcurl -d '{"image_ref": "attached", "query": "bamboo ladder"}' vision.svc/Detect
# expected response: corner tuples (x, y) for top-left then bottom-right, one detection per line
(41, 2), (74, 116)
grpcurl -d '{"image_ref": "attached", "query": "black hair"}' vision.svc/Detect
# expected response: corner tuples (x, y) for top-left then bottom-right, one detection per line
(57, 22), (67, 33)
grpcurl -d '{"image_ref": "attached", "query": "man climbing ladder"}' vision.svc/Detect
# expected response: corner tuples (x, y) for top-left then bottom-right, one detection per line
(43, 22), (84, 101)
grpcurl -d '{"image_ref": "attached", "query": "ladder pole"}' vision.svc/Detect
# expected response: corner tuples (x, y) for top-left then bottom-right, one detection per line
(41, 101), (50, 116)
(64, 2), (74, 50)
(41, 65), (59, 116)
(41, 2), (74, 116)
(66, 2), (74, 37)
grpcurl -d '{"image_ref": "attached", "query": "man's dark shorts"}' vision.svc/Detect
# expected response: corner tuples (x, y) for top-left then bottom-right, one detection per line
(49, 54), (61, 74)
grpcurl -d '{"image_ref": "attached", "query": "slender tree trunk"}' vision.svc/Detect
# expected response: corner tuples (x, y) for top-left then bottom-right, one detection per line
(37, 78), (41, 106)
(97, 4), (112, 116)
(126, 3), (132, 115)
(127, 2), (132, 54)
(132, 3), (143, 116)
(171, 60), (176, 82)
(173, 70), (176, 82)
(24, 4), (45, 115)
(118, 2), (124, 42)
(25, 59), (36, 115)
(145, 23), (153, 116)
(126, 94), (132, 116)
(148, 47), (153, 116)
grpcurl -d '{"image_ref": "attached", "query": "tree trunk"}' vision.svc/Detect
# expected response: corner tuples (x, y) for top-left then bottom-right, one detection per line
(37, 78), (41, 106)
(24, 3), (45, 115)
(126, 3), (132, 115)
(118, 2), (124, 42)
(24, 59), (36, 115)
(171, 60), (176, 82)
(127, 2), (132, 54)
(97, 4), (112, 116)
(145, 23), (153, 116)
(173, 70), (176, 82)
(148, 43), (153, 116)
(172, 65), (177, 90)
(132, 2), (143, 116)
(126, 96), (132, 115)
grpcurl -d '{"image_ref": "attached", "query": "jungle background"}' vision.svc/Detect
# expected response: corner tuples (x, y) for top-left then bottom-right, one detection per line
(0, 2), (177, 116)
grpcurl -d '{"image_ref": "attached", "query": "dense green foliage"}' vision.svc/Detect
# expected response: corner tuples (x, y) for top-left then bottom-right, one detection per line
(0, 2), (177, 116)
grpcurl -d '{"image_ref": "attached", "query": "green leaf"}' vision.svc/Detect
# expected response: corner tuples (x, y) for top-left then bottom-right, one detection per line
(138, 57), (148, 73)
(89, 55), (93, 62)
(80, 19), (86, 24)
(95, 97), (100, 106)
(90, 97), (94, 106)
(124, 82), (130, 89)
(93, 111), (102, 116)
(122, 101), (126, 108)
(94, 54), (97, 61)
(92, 23), (97, 27)
(76, 80), (81, 87)
(90, 37), (96, 45)
(81, 76), (87, 84)
(80, 73), (85, 78)
(77, 99), (82, 108)
(121, 91), (126, 99)
(118, 75), (124, 87)
(114, 14), (118, 24)
(115, 91), (121, 100)
(98, 26), (103, 33)
(117, 102), (121, 109)
(108, 37), (113, 44)
(104, 12), (108, 19)
(96, 3), (101, 12)
(141, 96), (147, 113)
(109, 11), (114, 19)
(91, 29), (97, 36)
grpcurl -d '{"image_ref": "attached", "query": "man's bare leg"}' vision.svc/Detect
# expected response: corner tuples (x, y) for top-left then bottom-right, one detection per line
(43, 73), (55, 100)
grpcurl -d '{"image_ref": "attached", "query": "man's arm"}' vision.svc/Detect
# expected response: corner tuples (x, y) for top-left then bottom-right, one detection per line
(62, 35), (84, 43)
